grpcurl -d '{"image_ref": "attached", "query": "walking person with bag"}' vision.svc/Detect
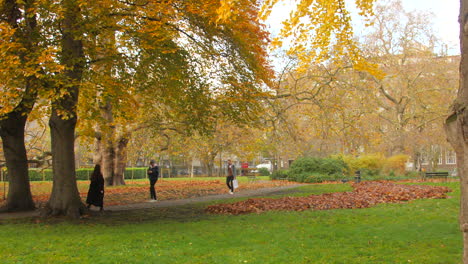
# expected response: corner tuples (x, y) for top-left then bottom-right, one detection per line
(226, 159), (237, 194)
(147, 160), (159, 201)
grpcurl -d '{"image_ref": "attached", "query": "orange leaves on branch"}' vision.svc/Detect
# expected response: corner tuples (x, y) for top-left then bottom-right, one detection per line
(206, 181), (451, 215)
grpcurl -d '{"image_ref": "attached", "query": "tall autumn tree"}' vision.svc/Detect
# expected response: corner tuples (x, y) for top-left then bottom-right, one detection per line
(76, 0), (272, 186)
(0, 0), (40, 212)
(43, 0), (86, 217)
(32, 0), (271, 216)
(445, 0), (468, 261)
(360, 0), (457, 156)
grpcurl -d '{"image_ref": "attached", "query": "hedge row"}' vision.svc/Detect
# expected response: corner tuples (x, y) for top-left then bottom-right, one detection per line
(271, 155), (417, 183)
(271, 170), (347, 183)
(23, 167), (149, 181)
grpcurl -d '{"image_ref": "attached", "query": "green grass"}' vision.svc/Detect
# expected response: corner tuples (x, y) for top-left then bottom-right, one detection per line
(0, 182), (462, 264)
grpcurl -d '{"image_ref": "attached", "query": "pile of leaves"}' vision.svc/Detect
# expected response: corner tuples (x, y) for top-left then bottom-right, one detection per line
(205, 181), (451, 215)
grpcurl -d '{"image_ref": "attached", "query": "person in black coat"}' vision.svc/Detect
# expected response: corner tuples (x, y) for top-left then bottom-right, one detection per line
(86, 164), (104, 211)
(148, 160), (159, 201)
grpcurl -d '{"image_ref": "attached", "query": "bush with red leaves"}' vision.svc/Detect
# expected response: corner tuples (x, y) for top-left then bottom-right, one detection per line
(205, 181), (451, 215)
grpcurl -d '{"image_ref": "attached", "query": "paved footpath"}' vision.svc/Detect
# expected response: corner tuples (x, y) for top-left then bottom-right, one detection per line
(0, 184), (302, 220)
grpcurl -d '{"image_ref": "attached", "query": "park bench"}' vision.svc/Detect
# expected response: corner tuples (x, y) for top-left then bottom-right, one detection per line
(424, 171), (449, 181)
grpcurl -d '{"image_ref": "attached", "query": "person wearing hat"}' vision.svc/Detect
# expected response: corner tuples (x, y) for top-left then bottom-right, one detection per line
(147, 160), (159, 201)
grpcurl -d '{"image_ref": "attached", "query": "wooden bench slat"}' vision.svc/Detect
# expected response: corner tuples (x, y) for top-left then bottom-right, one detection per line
(424, 171), (449, 181)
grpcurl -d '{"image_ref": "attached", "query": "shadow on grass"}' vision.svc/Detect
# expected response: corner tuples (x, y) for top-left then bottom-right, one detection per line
(92, 184), (355, 225)
(1, 185), (317, 226)
(5, 181), (448, 226)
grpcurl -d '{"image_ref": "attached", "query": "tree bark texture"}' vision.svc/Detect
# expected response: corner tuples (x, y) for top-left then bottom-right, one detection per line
(101, 137), (116, 186)
(95, 99), (126, 186)
(113, 137), (128, 185)
(44, 0), (86, 217)
(47, 111), (85, 217)
(95, 134), (128, 186)
(0, 112), (35, 212)
(446, 0), (468, 262)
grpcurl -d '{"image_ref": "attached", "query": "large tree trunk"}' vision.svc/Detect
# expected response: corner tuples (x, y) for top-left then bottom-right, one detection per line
(0, 112), (35, 212)
(46, 111), (84, 217)
(95, 134), (128, 186)
(93, 136), (102, 164)
(113, 137), (128, 185)
(101, 137), (116, 186)
(43, 0), (85, 218)
(446, 0), (468, 261)
(207, 161), (215, 177)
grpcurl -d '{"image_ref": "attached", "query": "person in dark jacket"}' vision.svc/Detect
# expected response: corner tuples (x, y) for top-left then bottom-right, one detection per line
(148, 160), (159, 201)
(226, 159), (237, 194)
(86, 164), (104, 211)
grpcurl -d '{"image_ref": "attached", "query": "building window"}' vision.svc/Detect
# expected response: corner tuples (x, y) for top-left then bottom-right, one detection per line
(438, 153), (443, 165)
(446, 151), (456, 165)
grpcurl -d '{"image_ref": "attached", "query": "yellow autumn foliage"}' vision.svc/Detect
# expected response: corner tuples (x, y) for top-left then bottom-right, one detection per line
(260, 0), (384, 79)
(384, 154), (409, 175)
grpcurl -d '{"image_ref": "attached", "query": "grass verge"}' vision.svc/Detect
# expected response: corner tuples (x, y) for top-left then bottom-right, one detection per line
(0, 181), (461, 264)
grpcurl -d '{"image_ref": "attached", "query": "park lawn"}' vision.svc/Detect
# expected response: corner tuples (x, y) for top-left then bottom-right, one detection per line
(0, 181), (461, 264)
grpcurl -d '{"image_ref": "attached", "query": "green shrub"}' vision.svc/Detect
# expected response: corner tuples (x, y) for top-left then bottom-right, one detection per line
(294, 173), (308, 183)
(287, 157), (348, 183)
(270, 169), (289, 180)
(405, 171), (421, 178)
(290, 172), (344, 183)
(258, 167), (270, 176)
(359, 168), (381, 178)
(23, 167), (148, 181)
(76, 168), (93, 180)
(28, 169), (53, 181)
(124, 167), (148, 179)
(286, 173), (296, 182)
(27, 168), (93, 181)
(289, 157), (348, 177)
(303, 173), (322, 183)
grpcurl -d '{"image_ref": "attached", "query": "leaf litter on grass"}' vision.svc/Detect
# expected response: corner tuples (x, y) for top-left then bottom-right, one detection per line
(205, 181), (452, 215)
(0, 179), (296, 208)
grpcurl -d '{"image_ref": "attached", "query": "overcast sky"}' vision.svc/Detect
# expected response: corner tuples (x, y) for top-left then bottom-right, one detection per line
(389, 0), (459, 53)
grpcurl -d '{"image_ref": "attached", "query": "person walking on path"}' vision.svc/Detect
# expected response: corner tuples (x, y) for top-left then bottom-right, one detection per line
(86, 164), (105, 211)
(226, 159), (236, 194)
(147, 160), (159, 201)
